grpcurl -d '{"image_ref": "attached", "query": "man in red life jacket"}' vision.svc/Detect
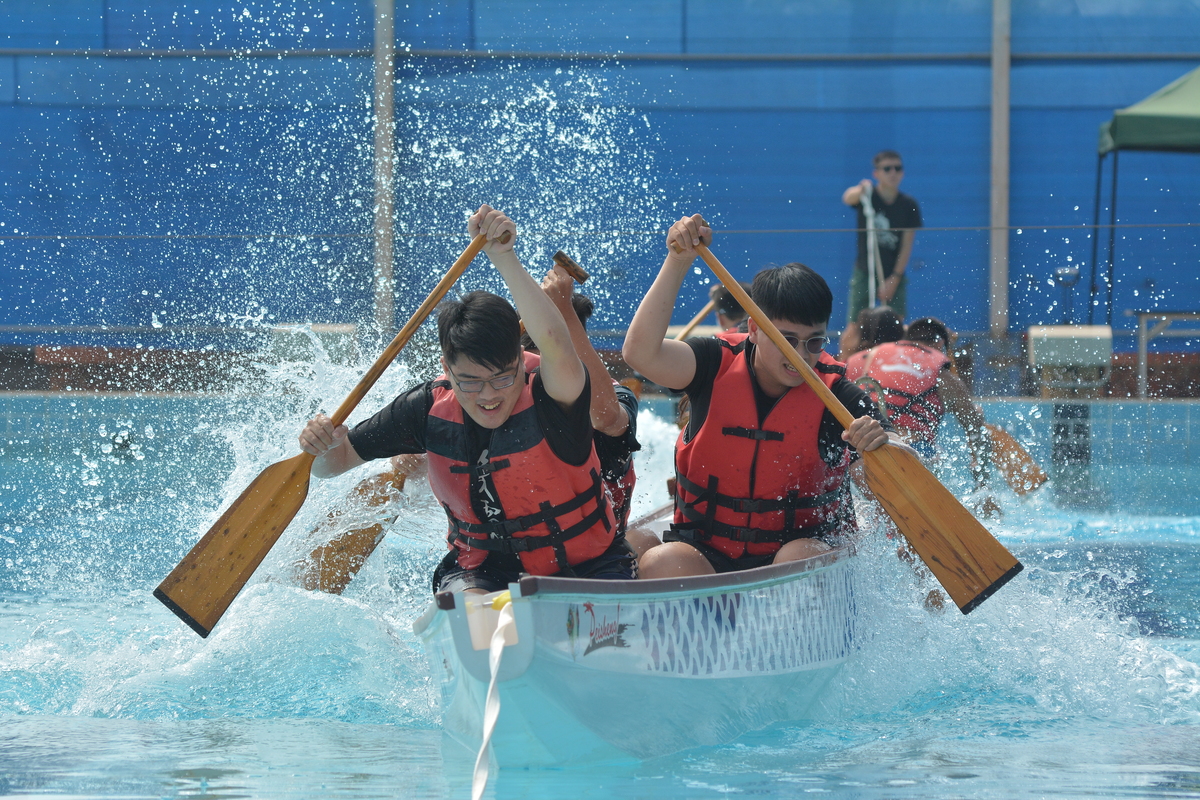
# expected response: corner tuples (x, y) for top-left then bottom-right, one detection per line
(298, 206), (633, 594)
(622, 215), (898, 579)
(845, 316), (998, 515)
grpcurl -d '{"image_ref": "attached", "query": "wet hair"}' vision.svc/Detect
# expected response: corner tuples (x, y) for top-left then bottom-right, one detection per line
(906, 316), (953, 351)
(437, 291), (521, 371)
(709, 282), (750, 324)
(873, 149), (903, 167)
(750, 263), (832, 327)
(856, 306), (904, 348)
(521, 293), (594, 353)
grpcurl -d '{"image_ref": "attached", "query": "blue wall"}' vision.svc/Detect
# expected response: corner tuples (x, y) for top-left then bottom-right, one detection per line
(2, 1), (1199, 345)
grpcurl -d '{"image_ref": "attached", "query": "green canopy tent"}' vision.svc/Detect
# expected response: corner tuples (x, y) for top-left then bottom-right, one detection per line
(1089, 66), (1200, 324)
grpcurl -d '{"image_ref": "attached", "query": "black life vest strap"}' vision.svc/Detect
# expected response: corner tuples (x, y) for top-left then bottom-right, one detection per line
(675, 472), (841, 514)
(667, 516), (840, 545)
(445, 469), (611, 557)
(721, 426), (784, 442)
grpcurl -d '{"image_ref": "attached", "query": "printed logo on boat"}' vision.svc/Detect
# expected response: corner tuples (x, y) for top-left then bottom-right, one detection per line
(568, 602), (631, 657)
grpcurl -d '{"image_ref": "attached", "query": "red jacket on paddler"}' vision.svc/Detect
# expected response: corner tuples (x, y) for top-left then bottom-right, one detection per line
(844, 340), (950, 444)
(673, 332), (854, 560)
(426, 351), (616, 576)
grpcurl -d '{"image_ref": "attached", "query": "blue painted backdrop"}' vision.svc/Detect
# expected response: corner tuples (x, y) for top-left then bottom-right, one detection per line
(2, 0), (1198, 346)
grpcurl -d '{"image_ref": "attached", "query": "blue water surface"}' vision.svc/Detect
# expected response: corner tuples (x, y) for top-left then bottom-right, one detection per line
(3, 375), (1200, 799)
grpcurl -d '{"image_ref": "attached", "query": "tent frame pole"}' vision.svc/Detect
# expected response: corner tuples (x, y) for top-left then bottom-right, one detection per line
(1087, 151), (1106, 325)
(1105, 150), (1119, 327)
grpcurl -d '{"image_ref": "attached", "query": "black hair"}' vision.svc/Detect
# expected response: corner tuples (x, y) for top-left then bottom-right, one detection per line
(520, 293), (594, 353)
(709, 282), (750, 323)
(750, 263), (832, 327)
(906, 316), (953, 351)
(856, 306), (904, 348)
(437, 291), (521, 371)
(873, 149), (903, 167)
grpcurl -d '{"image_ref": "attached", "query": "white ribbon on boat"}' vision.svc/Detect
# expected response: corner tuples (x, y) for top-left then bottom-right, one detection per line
(471, 599), (516, 800)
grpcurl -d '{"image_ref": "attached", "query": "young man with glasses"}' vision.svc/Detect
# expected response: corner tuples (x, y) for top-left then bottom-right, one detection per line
(622, 215), (895, 579)
(838, 150), (922, 358)
(298, 205), (634, 594)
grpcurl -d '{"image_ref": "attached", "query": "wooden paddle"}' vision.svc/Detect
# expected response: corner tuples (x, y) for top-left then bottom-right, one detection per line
(691, 240), (1023, 614)
(292, 465), (407, 594)
(673, 298), (718, 341)
(154, 232), (502, 637)
(986, 423), (1048, 496)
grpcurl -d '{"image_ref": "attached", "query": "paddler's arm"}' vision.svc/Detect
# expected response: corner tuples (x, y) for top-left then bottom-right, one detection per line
(541, 264), (627, 436)
(299, 413), (367, 478)
(469, 205), (586, 406)
(622, 214), (711, 390)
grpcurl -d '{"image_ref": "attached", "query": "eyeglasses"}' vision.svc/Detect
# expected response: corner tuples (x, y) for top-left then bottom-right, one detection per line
(447, 364), (519, 393)
(780, 334), (829, 355)
(878, 164), (903, 173)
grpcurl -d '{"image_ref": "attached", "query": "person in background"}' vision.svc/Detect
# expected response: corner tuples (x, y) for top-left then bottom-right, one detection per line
(838, 150), (922, 358)
(845, 316), (998, 516)
(841, 305), (905, 366)
(298, 206), (635, 594)
(521, 267), (642, 547)
(709, 282), (751, 332)
(622, 214), (898, 579)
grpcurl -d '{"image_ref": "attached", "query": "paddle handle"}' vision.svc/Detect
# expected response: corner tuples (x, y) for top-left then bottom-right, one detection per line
(694, 244), (856, 430)
(673, 298), (718, 341)
(327, 232), (499, 427)
(552, 250), (590, 283)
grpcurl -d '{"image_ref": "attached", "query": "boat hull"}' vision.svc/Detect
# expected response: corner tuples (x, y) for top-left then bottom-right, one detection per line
(414, 549), (856, 765)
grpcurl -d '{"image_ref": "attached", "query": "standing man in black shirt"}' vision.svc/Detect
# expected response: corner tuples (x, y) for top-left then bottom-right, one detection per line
(838, 150), (922, 358)
(298, 205), (634, 595)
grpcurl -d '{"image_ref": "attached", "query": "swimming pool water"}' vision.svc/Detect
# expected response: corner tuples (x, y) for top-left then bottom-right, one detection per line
(3, 386), (1200, 799)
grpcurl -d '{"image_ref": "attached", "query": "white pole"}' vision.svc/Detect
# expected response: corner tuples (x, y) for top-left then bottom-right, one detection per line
(989, 0), (1011, 338)
(372, 0), (396, 334)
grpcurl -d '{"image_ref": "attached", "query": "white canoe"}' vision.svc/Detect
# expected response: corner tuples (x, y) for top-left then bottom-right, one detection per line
(413, 533), (857, 766)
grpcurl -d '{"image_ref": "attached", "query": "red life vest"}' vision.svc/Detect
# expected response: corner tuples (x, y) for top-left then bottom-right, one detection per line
(672, 333), (854, 560)
(524, 354), (638, 535)
(855, 340), (949, 443)
(425, 351), (615, 576)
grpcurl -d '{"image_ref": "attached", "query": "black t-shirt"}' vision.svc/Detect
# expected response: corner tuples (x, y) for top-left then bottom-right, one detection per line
(348, 371), (594, 524)
(680, 337), (892, 465)
(855, 189), (922, 278)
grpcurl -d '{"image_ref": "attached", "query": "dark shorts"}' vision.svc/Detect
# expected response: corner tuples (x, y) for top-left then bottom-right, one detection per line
(848, 268), (907, 324)
(433, 535), (638, 594)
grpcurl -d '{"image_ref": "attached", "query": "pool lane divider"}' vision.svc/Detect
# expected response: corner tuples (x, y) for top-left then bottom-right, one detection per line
(153, 231), (502, 637)
(686, 230), (1023, 614)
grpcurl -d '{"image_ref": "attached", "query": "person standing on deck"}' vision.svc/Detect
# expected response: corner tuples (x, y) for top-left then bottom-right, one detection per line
(622, 214), (899, 580)
(838, 150), (922, 359)
(298, 206), (635, 594)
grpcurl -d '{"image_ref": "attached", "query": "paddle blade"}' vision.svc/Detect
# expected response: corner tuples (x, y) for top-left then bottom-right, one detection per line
(863, 443), (1023, 614)
(155, 453), (315, 637)
(987, 424), (1048, 496)
(294, 468), (406, 594)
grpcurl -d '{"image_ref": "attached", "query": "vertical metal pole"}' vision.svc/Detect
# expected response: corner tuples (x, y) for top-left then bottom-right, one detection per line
(1087, 152), (1105, 325)
(988, 0), (1011, 339)
(1137, 313), (1149, 398)
(1105, 150), (1119, 327)
(372, 0), (397, 334)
